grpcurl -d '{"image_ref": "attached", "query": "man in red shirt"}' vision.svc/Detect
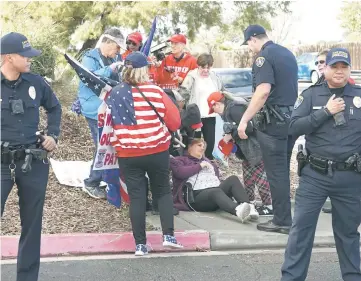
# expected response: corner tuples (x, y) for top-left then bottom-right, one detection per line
(155, 34), (197, 90)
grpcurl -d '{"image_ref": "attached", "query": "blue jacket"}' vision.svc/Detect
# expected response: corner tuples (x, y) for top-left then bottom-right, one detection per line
(77, 48), (120, 120)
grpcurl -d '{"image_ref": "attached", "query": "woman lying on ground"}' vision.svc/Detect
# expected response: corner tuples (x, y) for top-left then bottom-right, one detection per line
(170, 138), (259, 223)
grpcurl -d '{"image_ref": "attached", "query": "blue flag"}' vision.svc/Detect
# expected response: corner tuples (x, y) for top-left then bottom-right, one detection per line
(140, 17), (157, 56)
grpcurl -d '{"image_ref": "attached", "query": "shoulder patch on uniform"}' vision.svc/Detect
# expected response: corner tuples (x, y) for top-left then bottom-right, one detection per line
(255, 57), (265, 67)
(294, 95), (304, 109)
(353, 96), (361, 108)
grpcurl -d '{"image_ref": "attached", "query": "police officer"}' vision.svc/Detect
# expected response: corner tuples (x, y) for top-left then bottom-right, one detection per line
(281, 48), (361, 281)
(237, 25), (298, 234)
(1, 32), (61, 281)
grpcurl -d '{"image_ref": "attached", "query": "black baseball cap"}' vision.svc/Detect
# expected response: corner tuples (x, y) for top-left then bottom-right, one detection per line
(241, 24), (266, 45)
(1, 32), (41, 57)
(326, 47), (351, 66)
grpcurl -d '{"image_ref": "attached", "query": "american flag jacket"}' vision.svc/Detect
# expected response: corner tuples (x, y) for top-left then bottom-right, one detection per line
(107, 82), (181, 157)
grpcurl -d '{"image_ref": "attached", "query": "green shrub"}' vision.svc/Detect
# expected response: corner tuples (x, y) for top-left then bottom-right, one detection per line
(30, 35), (58, 78)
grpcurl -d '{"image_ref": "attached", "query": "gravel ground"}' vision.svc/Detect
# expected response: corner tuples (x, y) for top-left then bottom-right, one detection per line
(1, 82), (299, 235)
(1, 110), (136, 236)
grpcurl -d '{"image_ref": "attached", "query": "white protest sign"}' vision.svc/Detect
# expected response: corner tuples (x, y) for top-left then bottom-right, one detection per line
(93, 101), (119, 170)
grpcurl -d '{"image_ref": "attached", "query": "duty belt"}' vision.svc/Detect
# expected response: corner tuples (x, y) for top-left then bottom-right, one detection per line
(253, 104), (293, 131)
(297, 145), (361, 177)
(1, 141), (48, 181)
(1, 143), (38, 164)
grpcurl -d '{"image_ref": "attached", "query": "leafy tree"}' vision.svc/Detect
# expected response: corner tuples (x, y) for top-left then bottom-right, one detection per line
(1, 2), (59, 77)
(339, 2), (361, 42)
(232, 1), (291, 32)
(1, 1), (292, 76)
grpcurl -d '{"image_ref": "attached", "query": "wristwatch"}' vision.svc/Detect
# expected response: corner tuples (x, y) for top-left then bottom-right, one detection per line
(323, 107), (332, 116)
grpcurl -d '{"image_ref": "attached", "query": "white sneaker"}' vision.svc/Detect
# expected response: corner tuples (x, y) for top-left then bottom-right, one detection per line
(235, 203), (251, 223)
(249, 204), (260, 221)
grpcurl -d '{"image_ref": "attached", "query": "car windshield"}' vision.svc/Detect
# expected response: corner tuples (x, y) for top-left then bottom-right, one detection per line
(218, 71), (252, 88)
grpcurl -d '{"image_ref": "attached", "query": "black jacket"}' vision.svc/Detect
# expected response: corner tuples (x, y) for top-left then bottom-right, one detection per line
(222, 98), (263, 166)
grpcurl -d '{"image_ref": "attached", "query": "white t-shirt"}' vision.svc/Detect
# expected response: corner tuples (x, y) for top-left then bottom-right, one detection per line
(189, 74), (218, 118)
(187, 164), (220, 191)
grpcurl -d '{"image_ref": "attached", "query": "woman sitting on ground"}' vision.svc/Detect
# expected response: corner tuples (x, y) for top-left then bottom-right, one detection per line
(170, 138), (259, 223)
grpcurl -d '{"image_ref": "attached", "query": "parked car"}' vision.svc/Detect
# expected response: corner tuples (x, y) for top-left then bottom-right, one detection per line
(213, 68), (253, 99)
(297, 52), (319, 83)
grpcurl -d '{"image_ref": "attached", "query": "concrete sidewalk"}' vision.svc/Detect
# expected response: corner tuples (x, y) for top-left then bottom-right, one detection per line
(147, 200), (358, 251)
(3, 200), (358, 259)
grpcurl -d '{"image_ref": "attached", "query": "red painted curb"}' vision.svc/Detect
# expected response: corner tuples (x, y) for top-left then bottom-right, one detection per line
(1, 230), (210, 259)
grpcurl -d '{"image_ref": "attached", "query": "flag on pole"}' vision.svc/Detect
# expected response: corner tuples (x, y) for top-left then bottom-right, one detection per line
(140, 17), (157, 56)
(63, 52), (129, 207)
(63, 53), (118, 99)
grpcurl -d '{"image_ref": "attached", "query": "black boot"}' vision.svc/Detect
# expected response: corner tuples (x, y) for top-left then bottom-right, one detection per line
(257, 220), (290, 234)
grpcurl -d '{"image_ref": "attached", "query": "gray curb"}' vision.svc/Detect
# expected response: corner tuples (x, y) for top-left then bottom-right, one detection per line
(210, 230), (336, 251)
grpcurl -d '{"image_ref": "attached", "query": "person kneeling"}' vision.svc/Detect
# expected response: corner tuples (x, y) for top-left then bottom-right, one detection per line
(170, 138), (258, 222)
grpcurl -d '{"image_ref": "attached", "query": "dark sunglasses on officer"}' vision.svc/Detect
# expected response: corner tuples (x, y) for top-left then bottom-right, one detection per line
(315, 60), (325, 66)
(126, 40), (138, 46)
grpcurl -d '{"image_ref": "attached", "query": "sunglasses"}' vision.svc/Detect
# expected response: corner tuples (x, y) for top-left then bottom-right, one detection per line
(126, 41), (137, 46)
(315, 60), (325, 66)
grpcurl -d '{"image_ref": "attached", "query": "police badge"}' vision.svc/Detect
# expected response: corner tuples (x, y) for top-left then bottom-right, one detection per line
(353, 96), (361, 108)
(28, 86), (36, 100)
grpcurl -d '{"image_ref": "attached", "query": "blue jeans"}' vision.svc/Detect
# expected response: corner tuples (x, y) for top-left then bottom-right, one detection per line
(84, 117), (103, 187)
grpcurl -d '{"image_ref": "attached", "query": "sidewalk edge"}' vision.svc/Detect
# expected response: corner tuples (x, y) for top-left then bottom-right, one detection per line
(1, 230), (210, 259)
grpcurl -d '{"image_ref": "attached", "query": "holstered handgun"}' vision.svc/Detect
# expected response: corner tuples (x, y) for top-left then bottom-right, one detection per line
(253, 111), (266, 132)
(21, 148), (48, 173)
(345, 153), (361, 173)
(296, 144), (308, 176)
(21, 132), (48, 173)
(263, 106), (271, 124)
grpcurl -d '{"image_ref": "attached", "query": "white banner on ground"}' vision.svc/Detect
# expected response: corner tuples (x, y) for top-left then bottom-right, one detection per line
(93, 101), (119, 171)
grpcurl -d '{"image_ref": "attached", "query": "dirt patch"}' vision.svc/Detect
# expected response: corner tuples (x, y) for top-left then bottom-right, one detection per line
(1, 82), (137, 235)
(1, 82), (299, 235)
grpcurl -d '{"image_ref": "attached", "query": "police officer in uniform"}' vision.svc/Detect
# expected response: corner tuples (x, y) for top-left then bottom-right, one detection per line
(1, 32), (61, 281)
(281, 48), (361, 281)
(237, 25), (298, 234)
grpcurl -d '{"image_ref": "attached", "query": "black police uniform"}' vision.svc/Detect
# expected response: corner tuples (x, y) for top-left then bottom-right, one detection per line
(252, 40), (298, 231)
(281, 82), (361, 281)
(1, 72), (62, 281)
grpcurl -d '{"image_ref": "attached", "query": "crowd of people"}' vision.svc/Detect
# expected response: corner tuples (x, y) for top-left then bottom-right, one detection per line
(1, 21), (361, 281)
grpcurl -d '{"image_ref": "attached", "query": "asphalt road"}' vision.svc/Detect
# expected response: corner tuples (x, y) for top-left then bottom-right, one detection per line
(1, 250), (346, 281)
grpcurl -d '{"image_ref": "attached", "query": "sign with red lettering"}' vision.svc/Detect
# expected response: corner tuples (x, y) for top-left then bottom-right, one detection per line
(93, 101), (119, 170)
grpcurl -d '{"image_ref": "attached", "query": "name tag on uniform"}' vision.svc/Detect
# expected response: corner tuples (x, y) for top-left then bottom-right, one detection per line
(312, 106), (322, 109)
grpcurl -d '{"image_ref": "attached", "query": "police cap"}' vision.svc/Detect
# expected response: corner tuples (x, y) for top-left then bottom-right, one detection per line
(241, 25), (266, 45)
(326, 47), (351, 66)
(1, 32), (41, 57)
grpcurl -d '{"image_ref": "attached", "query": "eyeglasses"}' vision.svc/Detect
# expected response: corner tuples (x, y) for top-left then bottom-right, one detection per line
(126, 41), (137, 46)
(315, 60), (325, 66)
